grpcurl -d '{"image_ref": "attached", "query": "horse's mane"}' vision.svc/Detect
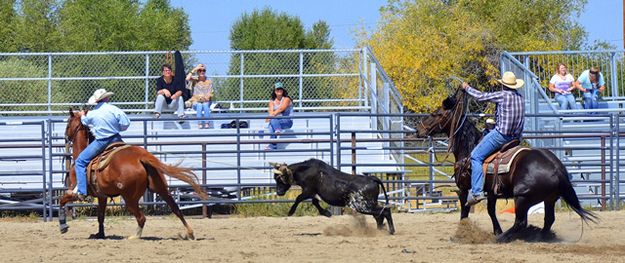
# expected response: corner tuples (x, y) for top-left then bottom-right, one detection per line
(445, 90), (481, 160)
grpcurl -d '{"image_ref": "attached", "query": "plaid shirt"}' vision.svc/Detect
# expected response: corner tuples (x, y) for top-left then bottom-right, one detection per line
(466, 86), (525, 137)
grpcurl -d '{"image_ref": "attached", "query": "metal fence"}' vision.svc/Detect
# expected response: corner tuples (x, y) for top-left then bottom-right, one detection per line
(1, 112), (624, 220)
(0, 48), (403, 115)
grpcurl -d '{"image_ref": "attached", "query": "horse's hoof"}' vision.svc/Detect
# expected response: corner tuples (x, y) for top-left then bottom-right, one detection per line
(60, 224), (69, 234)
(187, 233), (195, 240)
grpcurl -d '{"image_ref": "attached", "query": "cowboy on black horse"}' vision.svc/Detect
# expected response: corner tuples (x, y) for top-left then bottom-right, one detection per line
(462, 71), (525, 206)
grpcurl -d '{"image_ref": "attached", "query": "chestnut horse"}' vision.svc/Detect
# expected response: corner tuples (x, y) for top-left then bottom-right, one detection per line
(60, 109), (208, 239)
(416, 88), (597, 242)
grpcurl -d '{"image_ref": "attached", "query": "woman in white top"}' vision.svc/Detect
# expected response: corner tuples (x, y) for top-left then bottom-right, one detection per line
(548, 63), (579, 110)
(186, 64), (213, 129)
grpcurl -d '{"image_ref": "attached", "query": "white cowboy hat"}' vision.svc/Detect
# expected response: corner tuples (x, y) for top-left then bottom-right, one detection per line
(497, 71), (524, 89)
(486, 118), (495, 124)
(87, 89), (114, 104)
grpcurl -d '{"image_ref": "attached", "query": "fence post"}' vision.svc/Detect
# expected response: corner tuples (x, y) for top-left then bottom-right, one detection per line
(351, 132), (356, 175)
(617, 112), (621, 209)
(610, 52), (618, 98)
(239, 53), (245, 113)
(361, 48), (369, 110)
(601, 135), (607, 210)
(41, 121), (47, 221)
(144, 54), (150, 111)
(370, 62), (377, 129)
(201, 143), (209, 218)
(298, 52), (303, 110)
(47, 55), (52, 114)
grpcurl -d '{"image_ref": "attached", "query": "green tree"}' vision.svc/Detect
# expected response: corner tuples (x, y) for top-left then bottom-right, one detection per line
(0, 0), (17, 52)
(14, 0), (61, 52)
(225, 8), (335, 104)
(364, 0), (587, 113)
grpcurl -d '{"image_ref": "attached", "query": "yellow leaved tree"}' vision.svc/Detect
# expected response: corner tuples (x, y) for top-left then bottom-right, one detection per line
(362, 0), (586, 113)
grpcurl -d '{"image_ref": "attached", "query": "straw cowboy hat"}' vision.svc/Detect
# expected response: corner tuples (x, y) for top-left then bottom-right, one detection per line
(87, 89), (114, 104)
(498, 71), (524, 89)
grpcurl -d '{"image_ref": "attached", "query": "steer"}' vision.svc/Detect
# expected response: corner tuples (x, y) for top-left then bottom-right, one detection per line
(269, 159), (395, 234)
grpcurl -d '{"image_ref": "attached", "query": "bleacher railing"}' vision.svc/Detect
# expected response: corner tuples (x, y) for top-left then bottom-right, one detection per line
(0, 49), (373, 114)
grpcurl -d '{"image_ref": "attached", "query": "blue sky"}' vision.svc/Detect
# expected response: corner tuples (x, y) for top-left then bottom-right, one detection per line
(170, 0), (623, 50)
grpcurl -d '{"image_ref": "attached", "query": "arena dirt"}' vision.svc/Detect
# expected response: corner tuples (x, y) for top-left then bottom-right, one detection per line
(1, 210), (624, 262)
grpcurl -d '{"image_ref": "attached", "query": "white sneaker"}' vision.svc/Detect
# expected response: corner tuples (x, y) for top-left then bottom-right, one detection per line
(72, 186), (79, 194)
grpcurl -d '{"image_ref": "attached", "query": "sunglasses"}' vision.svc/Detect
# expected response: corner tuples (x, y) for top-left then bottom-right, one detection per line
(197, 69), (206, 72)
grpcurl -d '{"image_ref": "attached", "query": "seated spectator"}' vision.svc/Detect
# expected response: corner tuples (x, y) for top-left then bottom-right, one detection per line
(154, 64), (185, 119)
(575, 66), (606, 110)
(265, 82), (293, 150)
(548, 63), (578, 110)
(186, 64), (213, 129)
(481, 118), (495, 138)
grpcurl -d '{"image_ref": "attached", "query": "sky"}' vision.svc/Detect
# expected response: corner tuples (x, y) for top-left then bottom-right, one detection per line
(170, 0), (624, 51)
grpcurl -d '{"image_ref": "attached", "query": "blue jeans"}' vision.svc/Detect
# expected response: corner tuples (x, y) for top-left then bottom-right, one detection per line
(582, 90), (600, 110)
(193, 102), (211, 125)
(470, 130), (516, 195)
(267, 118), (293, 149)
(74, 134), (122, 195)
(554, 93), (577, 110)
(154, 94), (185, 117)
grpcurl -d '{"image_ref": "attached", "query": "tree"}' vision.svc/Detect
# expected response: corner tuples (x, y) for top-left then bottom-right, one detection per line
(14, 0), (61, 52)
(0, 0), (17, 52)
(363, 0), (587, 113)
(224, 8), (335, 104)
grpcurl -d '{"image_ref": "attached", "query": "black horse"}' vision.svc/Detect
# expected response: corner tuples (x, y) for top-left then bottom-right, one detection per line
(416, 88), (597, 242)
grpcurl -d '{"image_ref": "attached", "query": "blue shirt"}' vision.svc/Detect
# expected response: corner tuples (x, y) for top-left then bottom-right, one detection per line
(577, 70), (605, 91)
(466, 86), (525, 137)
(81, 102), (130, 139)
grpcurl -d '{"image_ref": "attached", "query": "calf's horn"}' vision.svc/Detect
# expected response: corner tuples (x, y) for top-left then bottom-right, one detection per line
(272, 169), (283, 175)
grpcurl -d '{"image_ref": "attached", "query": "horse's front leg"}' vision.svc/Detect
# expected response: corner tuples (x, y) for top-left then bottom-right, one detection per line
(89, 197), (108, 239)
(458, 189), (470, 219)
(486, 194), (502, 235)
(58, 193), (78, 234)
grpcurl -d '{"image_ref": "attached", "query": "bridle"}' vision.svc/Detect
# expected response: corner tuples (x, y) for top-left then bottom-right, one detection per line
(65, 121), (88, 144)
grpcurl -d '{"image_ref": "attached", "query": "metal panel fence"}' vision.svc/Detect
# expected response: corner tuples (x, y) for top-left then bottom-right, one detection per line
(1, 112), (624, 220)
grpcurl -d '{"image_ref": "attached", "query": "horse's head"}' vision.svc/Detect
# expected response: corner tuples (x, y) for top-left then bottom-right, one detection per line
(65, 107), (89, 143)
(416, 89), (464, 137)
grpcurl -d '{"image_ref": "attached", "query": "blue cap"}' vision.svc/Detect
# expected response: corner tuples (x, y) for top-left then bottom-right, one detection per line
(274, 82), (284, 89)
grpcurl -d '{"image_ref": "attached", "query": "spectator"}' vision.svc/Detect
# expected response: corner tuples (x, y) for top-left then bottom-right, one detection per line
(575, 66), (606, 110)
(154, 64), (185, 119)
(186, 64), (213, 129)
(265, 82), (293, 150)
(548, 63), (578, 110)
(481, 118), (495, 138)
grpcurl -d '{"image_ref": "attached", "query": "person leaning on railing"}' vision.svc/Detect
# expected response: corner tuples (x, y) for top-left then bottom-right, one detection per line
(186, 63), (213, 129)
(574, 66), (606, 110)
(154, 64), (185, 119)
(548, 63), (579, 110)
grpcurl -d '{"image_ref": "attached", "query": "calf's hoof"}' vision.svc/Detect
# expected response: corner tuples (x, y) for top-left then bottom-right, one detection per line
(321, 210), (332, 217)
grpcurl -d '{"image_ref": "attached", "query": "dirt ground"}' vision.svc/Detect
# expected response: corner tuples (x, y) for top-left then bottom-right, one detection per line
(1, 209), (625, 263)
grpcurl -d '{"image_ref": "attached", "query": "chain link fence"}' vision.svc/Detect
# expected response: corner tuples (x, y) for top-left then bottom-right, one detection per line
(0, 49), (367, 114)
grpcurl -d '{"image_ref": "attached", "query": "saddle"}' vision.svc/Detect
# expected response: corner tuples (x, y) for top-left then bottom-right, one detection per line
(86, 142), (131, 195)
(482, 140), (530, 196)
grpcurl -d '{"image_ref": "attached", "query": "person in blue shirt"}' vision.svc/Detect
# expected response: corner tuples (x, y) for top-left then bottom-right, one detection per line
(71, 89), (130, 199)
(575, 67), (606, 110)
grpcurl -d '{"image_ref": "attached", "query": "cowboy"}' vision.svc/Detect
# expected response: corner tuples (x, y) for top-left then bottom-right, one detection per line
(71, 89), (130, 199)
(461, 71), (525, 206)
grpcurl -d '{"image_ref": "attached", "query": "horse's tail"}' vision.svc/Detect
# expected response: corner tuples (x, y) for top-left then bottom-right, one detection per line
(372, 176), (389, 205)
(140, 155), (208, 200)
(555, 157), (598, 224)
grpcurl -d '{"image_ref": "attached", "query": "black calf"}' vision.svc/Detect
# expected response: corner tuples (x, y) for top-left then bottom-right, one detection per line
(270, 159), (395, 234)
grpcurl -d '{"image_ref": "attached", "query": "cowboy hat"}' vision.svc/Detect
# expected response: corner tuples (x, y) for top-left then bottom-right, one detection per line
(497, 71), (524, 89)
(486, 118), (495, 124)
(87, 89), (114, 104)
